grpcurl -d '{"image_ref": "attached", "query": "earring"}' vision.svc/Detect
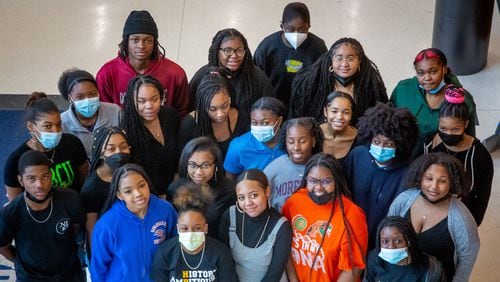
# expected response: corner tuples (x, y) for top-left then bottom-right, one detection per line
(328, 65), (334, 73)
(235, 202), (244, 213)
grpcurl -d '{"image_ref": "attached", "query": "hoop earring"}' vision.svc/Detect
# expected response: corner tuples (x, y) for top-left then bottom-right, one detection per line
(328, 65), (334, 73)
(235, 202), (244, 213)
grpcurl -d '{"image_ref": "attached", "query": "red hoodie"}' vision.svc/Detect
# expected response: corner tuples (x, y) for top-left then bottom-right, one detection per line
(96, 54), (190, 118)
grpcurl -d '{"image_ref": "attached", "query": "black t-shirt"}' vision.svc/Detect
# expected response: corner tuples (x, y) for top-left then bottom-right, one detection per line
(4, 134), (88, 192)
(133, 106), (179, 196)
(80, 170), (110, 214)
(150, 236), (238, 282)
(254, 31), (328, 107)
(167, 177), (236, 238)
(0, 189), (85, 281)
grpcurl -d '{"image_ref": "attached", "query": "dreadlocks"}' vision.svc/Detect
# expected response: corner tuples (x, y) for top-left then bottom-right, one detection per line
(118, 36), (165, 61)
(290, 37), (387, 125)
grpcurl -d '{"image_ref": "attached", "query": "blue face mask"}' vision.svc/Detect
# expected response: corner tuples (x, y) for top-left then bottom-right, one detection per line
(378, 247), (408, 264)
(33, 125), (62, 149)
(369, 144), (396, 163)
(72, 97), (100, 118)
(251, 125), (275, 143)
(419, 80), (446, 95)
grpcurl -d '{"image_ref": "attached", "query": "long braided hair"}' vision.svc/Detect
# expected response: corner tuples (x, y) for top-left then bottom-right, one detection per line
(279, 117), (324, 156)
(207, 28), (256, 115)
(89, 126), (131, 173)
(194, 67), (233, 140)
(101, 163), (154, 214)
(121, 75), (165, 167)
(290, 37), (387, 125)
(299, 153), (364, 280)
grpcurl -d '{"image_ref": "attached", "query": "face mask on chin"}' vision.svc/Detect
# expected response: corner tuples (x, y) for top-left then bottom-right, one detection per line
(308, 191), (334, 205)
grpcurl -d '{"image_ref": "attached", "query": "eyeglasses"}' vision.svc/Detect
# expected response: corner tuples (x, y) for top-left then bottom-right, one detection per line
(219, 47), (246, 57)
(333, 55), (357, 63)
(187, 162), (214, 170)
(306, 176), (334, 187)
(371, 138), (396, 148)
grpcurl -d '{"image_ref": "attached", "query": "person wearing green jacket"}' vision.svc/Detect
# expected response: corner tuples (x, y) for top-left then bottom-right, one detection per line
(390, 48), (477, 143)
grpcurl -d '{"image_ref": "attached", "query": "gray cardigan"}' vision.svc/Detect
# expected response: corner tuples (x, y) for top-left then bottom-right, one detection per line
(388, 188), (479, 282)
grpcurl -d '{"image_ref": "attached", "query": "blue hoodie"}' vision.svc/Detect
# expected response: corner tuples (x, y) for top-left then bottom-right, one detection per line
(90, 195), (177, 282)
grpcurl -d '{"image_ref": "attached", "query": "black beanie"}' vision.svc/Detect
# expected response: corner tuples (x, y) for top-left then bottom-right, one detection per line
(122, 10), (158, 40)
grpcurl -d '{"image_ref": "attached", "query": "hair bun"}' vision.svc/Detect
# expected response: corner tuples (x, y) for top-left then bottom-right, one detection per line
(444, 85), (465, 104)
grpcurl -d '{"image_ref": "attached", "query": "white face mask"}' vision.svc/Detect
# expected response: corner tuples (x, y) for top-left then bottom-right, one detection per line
(178, 231), (205, 252)
(284, 32), (308, 49)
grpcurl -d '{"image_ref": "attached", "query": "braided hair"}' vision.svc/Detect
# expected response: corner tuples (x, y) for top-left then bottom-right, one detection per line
(299, 153), (363, 280)
(207, 28), (256, 115)
(89, 126), (131, 173)
(121, 74), (164, 167)
(279, 117), (324, 157)
(375, 216), (428, 267)
(194, 68), (233, 140)
(290, 37), (387, 125)
(101, 163), (153, 214)
(356, 102), (419, 163)
(403, 152), (469, 198)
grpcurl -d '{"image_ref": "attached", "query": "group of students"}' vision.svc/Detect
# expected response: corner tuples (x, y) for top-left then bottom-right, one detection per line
(0, 2), (494, 282)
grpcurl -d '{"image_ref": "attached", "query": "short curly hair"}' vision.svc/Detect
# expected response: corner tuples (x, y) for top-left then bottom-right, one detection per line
(403, 152), (469, 197)
(356, 102), (419, 163)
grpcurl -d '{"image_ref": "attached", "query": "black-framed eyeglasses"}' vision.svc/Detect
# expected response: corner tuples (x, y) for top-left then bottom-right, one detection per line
(187, 162), (214, 170)
(306, 176), (334, 187)
(219, 47), (246, 57)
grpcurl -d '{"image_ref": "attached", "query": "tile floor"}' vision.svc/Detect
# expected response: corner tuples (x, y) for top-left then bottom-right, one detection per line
(0, 0), (498, 281)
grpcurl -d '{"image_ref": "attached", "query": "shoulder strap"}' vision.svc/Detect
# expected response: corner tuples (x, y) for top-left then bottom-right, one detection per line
(229, 205), (236, 232)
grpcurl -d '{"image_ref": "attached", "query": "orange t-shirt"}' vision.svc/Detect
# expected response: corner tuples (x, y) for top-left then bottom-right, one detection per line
(282, 188), (368, 282)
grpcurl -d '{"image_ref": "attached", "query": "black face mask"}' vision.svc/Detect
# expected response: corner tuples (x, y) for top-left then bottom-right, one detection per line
(439, 131), (463, 146)
(332, 72), (357, 87)
(25, 189), (52, 204)
(420, 190), (450, 204)
(103, 153), (130, 170)
(308, 191), (334, 205)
